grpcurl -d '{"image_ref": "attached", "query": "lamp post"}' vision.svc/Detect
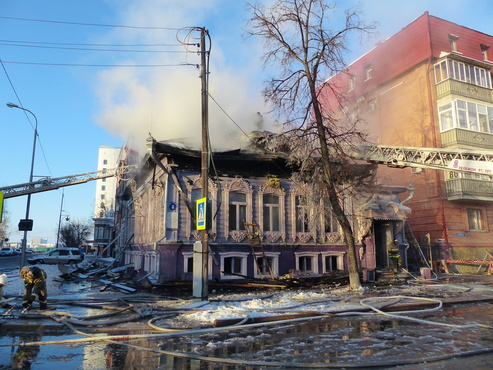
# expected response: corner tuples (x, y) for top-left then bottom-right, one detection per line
(6, 102), (38, 268)
(56, 191), (70, 248)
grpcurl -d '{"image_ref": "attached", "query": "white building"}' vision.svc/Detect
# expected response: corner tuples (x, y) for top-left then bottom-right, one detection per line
(93, 146), (121, 218)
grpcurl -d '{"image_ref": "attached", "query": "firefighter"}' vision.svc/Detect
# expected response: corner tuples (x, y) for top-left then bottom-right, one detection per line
(20, 266), (48, 310)
(388, 239), (401, 272)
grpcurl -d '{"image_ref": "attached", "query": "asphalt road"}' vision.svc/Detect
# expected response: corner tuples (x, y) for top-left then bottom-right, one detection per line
(0, 254), (21, 271)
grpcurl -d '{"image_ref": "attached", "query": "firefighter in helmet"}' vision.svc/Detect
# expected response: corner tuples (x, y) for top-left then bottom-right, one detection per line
(20, 266), (48, 310)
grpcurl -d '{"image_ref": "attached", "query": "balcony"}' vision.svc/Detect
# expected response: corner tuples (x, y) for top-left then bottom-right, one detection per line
(436, 79), (493, 103)
(445, 178), (493, 201)
(441, 128), (493, 150)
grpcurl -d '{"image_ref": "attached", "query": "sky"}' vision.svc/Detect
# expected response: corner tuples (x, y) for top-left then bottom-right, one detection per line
(1, 0), (493, 245)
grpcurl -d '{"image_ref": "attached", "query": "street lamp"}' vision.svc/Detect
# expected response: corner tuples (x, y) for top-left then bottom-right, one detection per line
(56, 191), (70, 248)
(6, 102), (38, 268)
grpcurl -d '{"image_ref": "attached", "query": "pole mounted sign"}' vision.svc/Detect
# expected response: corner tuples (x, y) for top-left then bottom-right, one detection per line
(196, 197), (206, 230)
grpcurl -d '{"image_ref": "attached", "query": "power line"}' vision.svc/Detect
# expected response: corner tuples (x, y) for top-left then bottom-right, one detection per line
(0, 39), (184, 47)
(0, 61), (197, 68)
(0, 42), (189, 53)
(0, 16), (181, 30)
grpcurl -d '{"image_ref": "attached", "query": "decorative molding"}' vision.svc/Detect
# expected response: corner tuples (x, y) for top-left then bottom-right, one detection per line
(297, 232), (313, 243)
(325, 232), (341, 243)
(230, 230), (247, 242)
(265, 232), (282, 243)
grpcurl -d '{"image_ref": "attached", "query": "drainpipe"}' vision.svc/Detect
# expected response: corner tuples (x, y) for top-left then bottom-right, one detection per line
(425, 14), (450, 259)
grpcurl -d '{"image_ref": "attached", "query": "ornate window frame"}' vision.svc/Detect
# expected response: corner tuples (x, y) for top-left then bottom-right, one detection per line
(258, 181), (285, 243)
(320, 197), (342, 244)
(290, 185), (317, 243)
(223, 177), (253, 242)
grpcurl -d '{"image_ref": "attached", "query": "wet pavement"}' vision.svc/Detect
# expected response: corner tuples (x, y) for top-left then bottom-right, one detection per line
(1, 273), (493, 369)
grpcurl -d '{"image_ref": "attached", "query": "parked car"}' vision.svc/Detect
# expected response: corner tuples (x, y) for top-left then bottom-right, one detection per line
(0, 247), (15, 256)
(27, 248), (83, 265)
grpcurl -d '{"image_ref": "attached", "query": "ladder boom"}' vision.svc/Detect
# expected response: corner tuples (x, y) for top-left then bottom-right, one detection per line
(349, 144), (493, 175)
(0, 165), (135, 199)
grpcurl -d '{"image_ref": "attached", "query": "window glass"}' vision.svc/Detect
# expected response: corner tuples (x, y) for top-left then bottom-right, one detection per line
(299, 256), (313, 272)
(256, 257), (273, 274)
(439, 103), (454, 131)
(467, 102), (478, 131)
(325, 255), (339, 272)
(224, 257), (242, 274)
(229, 192), (247, 230)
(467, 209), (483, 230)
(263, 194), (280, 232)
(478, 105), (488, 132)
(295, 196), (310, 232)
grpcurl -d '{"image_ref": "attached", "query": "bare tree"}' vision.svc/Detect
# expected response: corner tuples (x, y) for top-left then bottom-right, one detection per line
(59, 219), (92, 248)
(247, 0), (376, 289)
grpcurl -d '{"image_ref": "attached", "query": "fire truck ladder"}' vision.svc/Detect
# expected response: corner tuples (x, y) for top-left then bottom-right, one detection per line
(244, 221), (275, 280)
(0, 165), (136, 199)
(348, 144), (493, 175)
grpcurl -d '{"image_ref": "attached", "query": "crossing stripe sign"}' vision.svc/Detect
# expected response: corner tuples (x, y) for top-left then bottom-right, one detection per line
(196, 197), (206, 230)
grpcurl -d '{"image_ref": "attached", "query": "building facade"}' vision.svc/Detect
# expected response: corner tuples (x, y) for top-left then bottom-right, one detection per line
(112, 138), (411, 283)
(320, 12), (493, 267)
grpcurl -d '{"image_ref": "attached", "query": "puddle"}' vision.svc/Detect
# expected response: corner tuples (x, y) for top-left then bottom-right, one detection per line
(1, 303), (493, 369)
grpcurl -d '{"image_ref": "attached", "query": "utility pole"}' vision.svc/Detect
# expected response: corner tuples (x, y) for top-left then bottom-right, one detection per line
(193, 27), (210, 300)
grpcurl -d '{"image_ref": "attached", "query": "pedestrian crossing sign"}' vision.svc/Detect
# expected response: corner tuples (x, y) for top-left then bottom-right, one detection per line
(196, 197), (206, 230)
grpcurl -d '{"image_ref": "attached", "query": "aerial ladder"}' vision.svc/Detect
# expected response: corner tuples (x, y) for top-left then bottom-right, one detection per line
(0, 165), (136, 199)
(348, 144), (493, 176)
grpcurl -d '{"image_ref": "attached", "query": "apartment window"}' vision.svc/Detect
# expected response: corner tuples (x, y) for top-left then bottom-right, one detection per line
(481, 44), (490, 61)
(103, 159), (108, 165)
(467, 209), (483, 231)
(438, 99), (493, 134)
(100, 194), (105, 200)
(102, 178), (106, 182)
(295, 196), (310, 232)
(449, 34), (459, 52)
(348, 75), (356, 92)
(229, 192), (247, 230)
(101, 185), (106, 191)
(365, 67), (373, 81)
(434, 59), (492, 89)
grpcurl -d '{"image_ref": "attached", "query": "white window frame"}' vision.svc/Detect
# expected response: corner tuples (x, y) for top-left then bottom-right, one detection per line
(220, 252), (249, 280)
(229, 192), (247, 231)
(438, 99), (493, 134)
(348, 75), (356, 92)
(365, 67), (372, 81)
(295, 252), (319, 274)
(182, 251), (213, 279)
(321, 252), (345, 273)
(253, 252), (280, 278)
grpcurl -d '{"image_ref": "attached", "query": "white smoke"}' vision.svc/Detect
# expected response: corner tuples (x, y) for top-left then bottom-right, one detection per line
(92, 0), (273, 154)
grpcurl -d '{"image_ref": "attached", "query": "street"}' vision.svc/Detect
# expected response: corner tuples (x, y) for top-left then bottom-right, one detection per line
(1, 268), (493, 369)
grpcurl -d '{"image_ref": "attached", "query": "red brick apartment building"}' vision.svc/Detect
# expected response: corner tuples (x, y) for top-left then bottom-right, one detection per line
(321, 12), (493, 265)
